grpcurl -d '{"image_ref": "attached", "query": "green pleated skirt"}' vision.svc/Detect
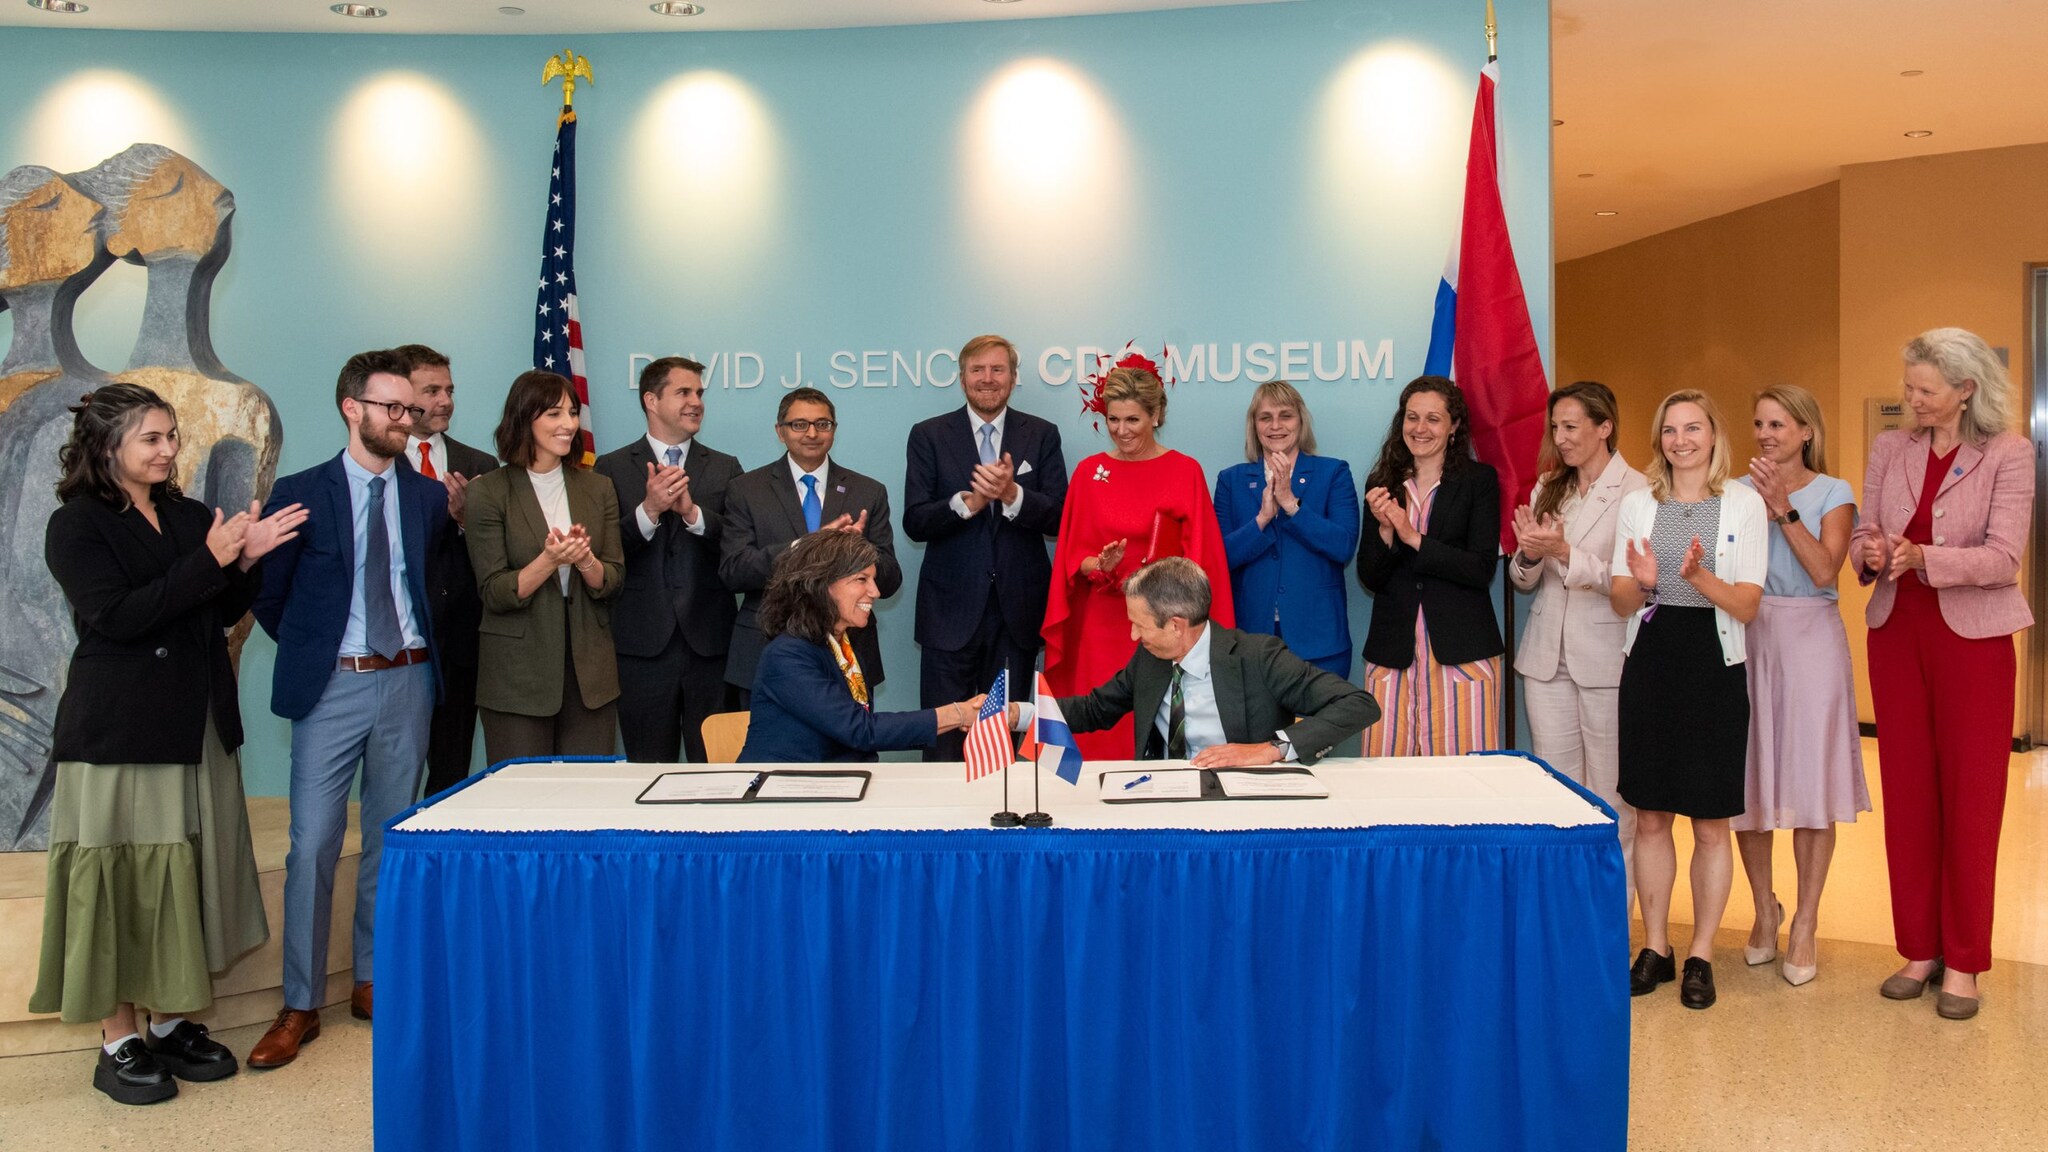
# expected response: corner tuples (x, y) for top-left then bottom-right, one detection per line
(28, 718), (270, 1023)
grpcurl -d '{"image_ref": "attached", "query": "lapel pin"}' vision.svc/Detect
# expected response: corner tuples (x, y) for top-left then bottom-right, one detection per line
(1952, 466), (1963, 476)
(835, 485), (845, 494)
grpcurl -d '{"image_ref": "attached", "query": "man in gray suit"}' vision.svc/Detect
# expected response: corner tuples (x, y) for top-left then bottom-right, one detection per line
(1057, 558), (1378, 765)
(718, 387), (900, 701)
(596, 356), (742, 762)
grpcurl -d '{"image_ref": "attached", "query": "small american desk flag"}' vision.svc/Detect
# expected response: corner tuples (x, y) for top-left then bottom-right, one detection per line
(963, 670), (1013, 782)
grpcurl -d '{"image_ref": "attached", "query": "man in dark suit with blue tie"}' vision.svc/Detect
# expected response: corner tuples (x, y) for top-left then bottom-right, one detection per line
(720, 388), (900, 702)
(596, 356), (742, 762)
(903, 334), (1067, 760)
(246, 348), (451, 1068)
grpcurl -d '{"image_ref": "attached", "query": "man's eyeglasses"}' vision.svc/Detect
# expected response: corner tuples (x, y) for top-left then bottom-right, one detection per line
(780, 419), (836, 434)
(363, 399), (428, 423)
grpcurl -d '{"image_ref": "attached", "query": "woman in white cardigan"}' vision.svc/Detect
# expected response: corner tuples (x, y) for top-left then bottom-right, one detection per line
(1509, 381), (1647, 902)
(1609, 390), (1768, 1010)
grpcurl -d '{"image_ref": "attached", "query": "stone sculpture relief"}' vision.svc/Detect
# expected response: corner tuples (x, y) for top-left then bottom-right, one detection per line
(0, 145), (278, 850)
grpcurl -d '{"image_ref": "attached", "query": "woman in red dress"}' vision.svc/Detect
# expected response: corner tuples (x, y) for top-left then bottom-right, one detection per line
(1041, 353), (1233, 759)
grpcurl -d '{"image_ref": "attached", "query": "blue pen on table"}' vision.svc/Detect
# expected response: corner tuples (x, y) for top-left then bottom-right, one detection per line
(1123, 773), (1153, 791)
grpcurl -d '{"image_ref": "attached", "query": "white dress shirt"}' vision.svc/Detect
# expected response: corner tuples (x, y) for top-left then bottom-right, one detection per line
(948, 408), (1025, 521)
(635, 433), (707, 540)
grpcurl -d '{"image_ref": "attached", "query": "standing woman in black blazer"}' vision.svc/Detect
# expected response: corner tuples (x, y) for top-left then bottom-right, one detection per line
(1356, 375), (1505, 755)
(30, 384), (306, 1104)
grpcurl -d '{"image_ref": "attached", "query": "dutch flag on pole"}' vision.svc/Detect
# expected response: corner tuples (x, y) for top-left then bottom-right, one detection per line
(1425, 59), (1550, 551)
(1016, 673), (1083, 785)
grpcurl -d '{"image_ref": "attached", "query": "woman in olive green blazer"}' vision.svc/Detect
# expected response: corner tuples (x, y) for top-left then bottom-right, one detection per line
(465, 370), (625, 763)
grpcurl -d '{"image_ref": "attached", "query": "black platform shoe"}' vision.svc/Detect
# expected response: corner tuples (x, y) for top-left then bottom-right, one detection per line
(146, 1020), (239, 1082)
(1680, 957), (1717, 1009)
(94, 1037), (178, 1105)
(1629, 948), (1676, 996)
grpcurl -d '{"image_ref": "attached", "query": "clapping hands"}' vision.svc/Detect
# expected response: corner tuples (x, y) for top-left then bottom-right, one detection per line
(1512, 505), (1567, 564)
(207, 501), (310, 570)
(542, 524), (594, 568)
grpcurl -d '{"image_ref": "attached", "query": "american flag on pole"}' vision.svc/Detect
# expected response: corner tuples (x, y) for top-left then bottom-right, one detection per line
(963, 670), (1013, 782)
(533, 104), (596, 466)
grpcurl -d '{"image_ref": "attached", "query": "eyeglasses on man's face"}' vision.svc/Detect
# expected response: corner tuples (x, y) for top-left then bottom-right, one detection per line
(780, 419), (836, 434)
(362, 399), (428, 424)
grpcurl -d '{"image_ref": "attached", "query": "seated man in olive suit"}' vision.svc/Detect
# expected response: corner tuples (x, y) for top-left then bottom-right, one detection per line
(1054, 558), (1378, 765)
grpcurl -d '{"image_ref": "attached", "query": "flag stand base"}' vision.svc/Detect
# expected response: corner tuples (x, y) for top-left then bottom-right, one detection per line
(990, 811), (1023, 827)
(1022, 811), (1052, 827)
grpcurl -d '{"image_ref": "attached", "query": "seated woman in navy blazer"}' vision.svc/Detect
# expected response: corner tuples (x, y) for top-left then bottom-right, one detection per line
(1214, 380), (1360, 678)
(740, 530), (981, 762)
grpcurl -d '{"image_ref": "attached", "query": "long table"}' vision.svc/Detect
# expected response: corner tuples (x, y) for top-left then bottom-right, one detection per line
(374, 754), (1627, 1151)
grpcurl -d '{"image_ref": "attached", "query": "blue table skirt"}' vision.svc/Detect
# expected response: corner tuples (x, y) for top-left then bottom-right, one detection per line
(375, 807), (1627, 1151)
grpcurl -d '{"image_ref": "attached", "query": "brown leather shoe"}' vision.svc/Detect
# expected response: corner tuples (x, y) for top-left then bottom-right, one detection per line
(350, 982), (373, 1022)
(247, 1008), (320, 1069)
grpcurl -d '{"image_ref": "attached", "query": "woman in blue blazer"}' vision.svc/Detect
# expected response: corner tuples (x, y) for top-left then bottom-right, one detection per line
(1214, 381), (1361, 677)
(740, 530), (982, 763)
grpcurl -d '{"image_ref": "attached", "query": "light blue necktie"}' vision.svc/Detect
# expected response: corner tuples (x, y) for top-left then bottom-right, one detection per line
(800, 474), (822, 533)
(363, 475), (405, 660)
(978, 423), (998, 466)
(665, 445), (682, 468)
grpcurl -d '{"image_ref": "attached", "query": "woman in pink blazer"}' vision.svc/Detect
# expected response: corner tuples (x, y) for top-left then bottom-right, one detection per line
(1510, 381), (1646, 903)
(1854, 327), (2032, 1021)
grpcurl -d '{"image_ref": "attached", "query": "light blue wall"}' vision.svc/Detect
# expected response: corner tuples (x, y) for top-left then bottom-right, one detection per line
(4, 0), (1551, 793)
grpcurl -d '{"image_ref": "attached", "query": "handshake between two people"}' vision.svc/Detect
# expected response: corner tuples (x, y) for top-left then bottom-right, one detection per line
(934, 695), (1288, 768)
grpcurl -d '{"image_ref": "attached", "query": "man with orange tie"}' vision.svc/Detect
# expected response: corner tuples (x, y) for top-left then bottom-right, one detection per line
(397, 344), (498, 796)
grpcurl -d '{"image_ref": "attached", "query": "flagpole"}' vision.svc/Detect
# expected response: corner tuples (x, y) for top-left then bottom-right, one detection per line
(1024, 747), (1050, 826)
(991, 670), (1022, 827)
(1483, 0), (1520, 751)
(1485, 0), (1498, 62)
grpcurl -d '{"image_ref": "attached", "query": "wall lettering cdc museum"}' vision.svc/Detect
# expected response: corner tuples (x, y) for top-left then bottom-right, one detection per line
(630, 338), (1399, 393)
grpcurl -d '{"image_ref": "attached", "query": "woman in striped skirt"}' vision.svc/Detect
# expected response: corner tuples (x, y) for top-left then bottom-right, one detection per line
(1356, 376), (1505, 755)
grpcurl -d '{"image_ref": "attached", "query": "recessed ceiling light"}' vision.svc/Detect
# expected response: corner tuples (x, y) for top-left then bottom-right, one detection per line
(26, 0), (90, 11)
(1903, 130), (1934, 138)
(330, 3), (386, 16)
(498, 5), (524, 12)
(650, 2), (704, 14)
(1899, 69), (1924, 77)
(984, 0), (1026, 4)
(1593, 210), (1618, 217)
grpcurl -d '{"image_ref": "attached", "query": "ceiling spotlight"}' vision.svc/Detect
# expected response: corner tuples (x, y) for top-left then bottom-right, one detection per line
(1593, 210), (1618, 217)
(330, 3), (387, 16)
(1903, 129), (1934, 138)
(983, 0), (1026, 4)
(27, 0), (90, 11)
(650, 2), (704, 13)
(1899, 69), (1924, 77)
(498, 5), (524, 12)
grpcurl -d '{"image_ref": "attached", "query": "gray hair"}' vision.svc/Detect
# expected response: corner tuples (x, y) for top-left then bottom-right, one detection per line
(1124, 556), (1211, 626)
(0, 165), (71, 281)
(1903, 327), (2014, 444)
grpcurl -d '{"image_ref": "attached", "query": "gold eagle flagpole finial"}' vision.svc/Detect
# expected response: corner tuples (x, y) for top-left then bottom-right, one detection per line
(1485, 0), (1498, 61)
(542, 49), (594, 112)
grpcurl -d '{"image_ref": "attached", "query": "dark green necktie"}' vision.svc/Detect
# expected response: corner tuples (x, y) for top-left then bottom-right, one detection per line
(1166, 666), (1187, 760)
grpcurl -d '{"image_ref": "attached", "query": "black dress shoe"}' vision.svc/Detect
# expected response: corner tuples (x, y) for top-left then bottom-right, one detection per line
(1680, 957), (1717, 1009)
(1629, 948), (1676, 996)
(145, 1020), (239, 1082)
(93, 1038), (178, 1105)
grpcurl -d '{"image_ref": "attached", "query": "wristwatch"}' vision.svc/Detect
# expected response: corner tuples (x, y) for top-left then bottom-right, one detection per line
(1771, 508), (1801, 526)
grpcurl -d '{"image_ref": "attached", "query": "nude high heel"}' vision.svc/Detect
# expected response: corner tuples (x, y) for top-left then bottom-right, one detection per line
(1744, 897), (1782, 966)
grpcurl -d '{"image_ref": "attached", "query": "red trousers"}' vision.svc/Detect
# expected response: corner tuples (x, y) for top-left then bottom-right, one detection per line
(1866, 583), (2015, 973)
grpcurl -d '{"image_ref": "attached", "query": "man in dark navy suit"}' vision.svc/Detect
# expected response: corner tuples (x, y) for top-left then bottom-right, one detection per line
(247, 348), (451, 1068)
(902, 334), (1067, 760)
(720, 388), (900, 703)
(596, 355), (742, 763)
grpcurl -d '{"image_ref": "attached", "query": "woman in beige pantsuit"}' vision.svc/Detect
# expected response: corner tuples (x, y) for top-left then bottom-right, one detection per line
(1509, 381), (1647, 900)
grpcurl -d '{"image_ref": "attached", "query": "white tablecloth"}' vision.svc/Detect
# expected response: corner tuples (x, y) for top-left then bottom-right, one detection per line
(398, 754), (1611, 834)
